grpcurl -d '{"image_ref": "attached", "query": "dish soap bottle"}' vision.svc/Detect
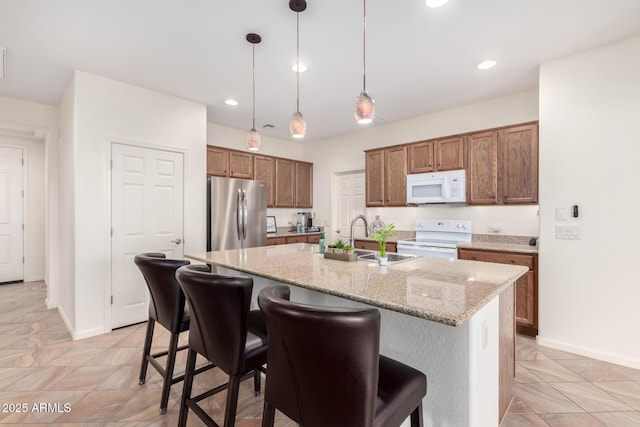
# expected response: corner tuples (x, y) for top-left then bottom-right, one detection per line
(319, 232), (325, 254)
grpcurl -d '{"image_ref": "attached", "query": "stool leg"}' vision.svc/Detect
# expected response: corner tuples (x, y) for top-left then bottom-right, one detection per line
(138, 318), (155, 385)
(253, 368), (261, 396)
(410, 401), (424, 427)
(160, 331), (180, 413)
(261, 401), (275, 427)
(178, 348), (197, 427)
(223, 375), (242, 427)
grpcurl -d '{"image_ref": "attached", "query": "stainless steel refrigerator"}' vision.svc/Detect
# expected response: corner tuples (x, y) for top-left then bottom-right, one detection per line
(207, 177), (267, 251)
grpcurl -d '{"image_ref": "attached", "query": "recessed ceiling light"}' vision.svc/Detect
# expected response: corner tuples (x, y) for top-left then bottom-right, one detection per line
(477, 60), (497, 70)
(225, 99), (239, 106)
(426, 0), (450, 8)
(291, 63), (308, 73)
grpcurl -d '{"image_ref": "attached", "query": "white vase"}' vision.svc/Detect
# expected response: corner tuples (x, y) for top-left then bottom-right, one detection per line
(377, 255), (388, 266)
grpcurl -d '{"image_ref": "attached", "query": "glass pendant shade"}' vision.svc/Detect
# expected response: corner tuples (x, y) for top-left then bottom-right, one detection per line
(246, 128), (261, 151)
(290, 111), (306, 139)
(355, 90), (375, 124)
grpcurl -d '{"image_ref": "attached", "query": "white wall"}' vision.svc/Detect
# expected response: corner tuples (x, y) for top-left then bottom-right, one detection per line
(61, 71), (207, 339)
(0, 95), (59, 308)
(538, 36), (640, 368)
(306, 90), (540, 238)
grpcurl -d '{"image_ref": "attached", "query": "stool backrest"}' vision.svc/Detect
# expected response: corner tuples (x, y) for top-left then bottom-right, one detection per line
(133, 252), (189, 332)
(176, 265), (254, 375)
(258, 285), (381, 427)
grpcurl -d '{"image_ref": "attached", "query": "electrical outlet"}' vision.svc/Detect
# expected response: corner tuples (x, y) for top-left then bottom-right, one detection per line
(556, 225), (580, 239)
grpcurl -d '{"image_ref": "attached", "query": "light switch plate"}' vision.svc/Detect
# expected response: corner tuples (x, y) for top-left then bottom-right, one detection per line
(556, 225), (580, 239)
(556, 207), (569, 221)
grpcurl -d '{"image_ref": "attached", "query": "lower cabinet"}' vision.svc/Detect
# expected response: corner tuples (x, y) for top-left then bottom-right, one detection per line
(267, 234), (322, 246)
(458, 248), (538, 337)
(354, 239), (397, 254)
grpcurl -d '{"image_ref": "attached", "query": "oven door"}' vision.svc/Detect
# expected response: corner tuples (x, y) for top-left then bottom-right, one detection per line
(397, 243), (458, 260)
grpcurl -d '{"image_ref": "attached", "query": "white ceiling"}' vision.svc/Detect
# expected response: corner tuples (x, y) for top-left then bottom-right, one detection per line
(1, 0), (640, 142)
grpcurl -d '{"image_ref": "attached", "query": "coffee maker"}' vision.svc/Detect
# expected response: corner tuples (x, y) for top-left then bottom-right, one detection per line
(297, 212), (313, 229)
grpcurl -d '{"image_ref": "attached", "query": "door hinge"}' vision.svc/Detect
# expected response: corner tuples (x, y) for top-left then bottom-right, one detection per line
(22, 224), (24, 230)
(22, 257), (25, 263)
(21, 158), (24, 165)
(110, 228), (113, 237)
(110, 295), (113, 305)
(110, 159), (113, 169)
(21, 190), (24, 197)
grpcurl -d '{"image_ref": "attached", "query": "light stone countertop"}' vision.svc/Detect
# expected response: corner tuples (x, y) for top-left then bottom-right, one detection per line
(186, 243), (527, 327)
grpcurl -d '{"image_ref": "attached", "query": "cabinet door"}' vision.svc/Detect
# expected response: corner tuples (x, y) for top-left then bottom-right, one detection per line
(435, 136), (464, 171)
(466, 131), (498, 205)
(408, 141), (434, 174)
(295, 162), (313, 208)
(206, 146), (229, 177)
(229, 151), (254, 179)
(366, 150), (385, 207)
(275, 158), (295, 207)
(267, 236), (287, 246)
(286, 235), (307, 244)
(306, 234), (321, 244)
(354, 240), (379, 251)
(499, 124), (538, 204)
(384, 146), (408, 206)
(254, 155), (275, 207)
(515, 271), (536, 329)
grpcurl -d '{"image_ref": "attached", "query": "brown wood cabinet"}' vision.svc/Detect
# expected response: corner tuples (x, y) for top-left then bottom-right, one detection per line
(466, 131), (499, 205)
(458, 248), (538, 336)
(267, 234), (322, 246)
(407, 136), (463, 174)
(206, 146), (254, 178)
(207, 145), (313, 209)
(365, 150), (385, 207)
(266, 236), (287, 245)
(295, 161), (313, 208)
(365, 146), (407, 207)
(354, 239), (397, 254)
(254, 155), (275, 207)
(498, 124), (538, 204)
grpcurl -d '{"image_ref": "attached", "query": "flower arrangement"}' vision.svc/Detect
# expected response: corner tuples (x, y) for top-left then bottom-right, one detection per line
(370, 223), (395, 259)
(326, 239), (354, 254)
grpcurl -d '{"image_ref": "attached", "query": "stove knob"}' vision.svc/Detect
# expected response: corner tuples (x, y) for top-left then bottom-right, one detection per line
(457, 224), (462, 229)
(463, 224), (469, 229)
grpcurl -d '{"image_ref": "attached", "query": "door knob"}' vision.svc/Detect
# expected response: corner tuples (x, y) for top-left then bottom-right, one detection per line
(171, 238), (182, 244)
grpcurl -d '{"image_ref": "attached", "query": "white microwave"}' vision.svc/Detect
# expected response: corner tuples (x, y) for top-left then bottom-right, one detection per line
(406, 169), (466, 204)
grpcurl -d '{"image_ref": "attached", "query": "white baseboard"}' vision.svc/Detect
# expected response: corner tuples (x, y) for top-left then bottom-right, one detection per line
(56, 306), (108, 341)
(537, 335), (640, 370)
(24, 275), (45, 283)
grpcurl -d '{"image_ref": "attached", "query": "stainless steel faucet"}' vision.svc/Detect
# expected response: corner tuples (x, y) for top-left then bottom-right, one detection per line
(349, 215), (370, 248)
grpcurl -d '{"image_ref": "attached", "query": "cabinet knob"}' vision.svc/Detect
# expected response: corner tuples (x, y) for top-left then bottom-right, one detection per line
(472, 256), (477, 260)
(510, 260), (516, 264)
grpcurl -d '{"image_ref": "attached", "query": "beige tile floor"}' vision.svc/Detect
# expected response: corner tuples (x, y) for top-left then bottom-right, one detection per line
(1, 281), (639, 426)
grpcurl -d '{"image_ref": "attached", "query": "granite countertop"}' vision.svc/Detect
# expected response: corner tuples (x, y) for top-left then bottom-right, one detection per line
(186, 244), (527, 327)
(458, 234), (539, 254)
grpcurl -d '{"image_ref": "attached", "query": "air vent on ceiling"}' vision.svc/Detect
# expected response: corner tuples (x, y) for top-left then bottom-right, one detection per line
(0, 47), (5, 80)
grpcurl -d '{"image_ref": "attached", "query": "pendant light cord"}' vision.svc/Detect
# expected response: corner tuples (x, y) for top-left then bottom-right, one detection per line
(362, 0), (367, 92)
(296, 12), (301, 112)
(252, 43), (256, 130)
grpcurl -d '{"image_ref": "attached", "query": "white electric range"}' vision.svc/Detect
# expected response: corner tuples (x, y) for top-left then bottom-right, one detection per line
(397, 219), (472, 259)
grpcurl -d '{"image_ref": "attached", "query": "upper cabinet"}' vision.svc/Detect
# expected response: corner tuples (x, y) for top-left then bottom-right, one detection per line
(365, 146), (407, 207)
(467, 131), (499, 205)
(207, 146), (313, 209)
(206, 146), (253, 179)
(498, 124), (538, 204)
(407, 136), (464, 174)
(254, 155), (275, 207)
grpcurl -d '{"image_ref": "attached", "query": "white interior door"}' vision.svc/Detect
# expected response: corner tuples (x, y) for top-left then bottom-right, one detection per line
(0, 146), (24, 283)
(332, 171), (366, 244)
(111, 143), (184, 328)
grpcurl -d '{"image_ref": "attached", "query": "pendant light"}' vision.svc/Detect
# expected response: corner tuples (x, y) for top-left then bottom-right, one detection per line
(355, 0), (375, 124)
(289, 0), (307, 139)
(246, 33), (262, 151)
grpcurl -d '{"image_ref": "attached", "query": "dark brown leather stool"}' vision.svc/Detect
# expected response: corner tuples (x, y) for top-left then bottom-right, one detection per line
(175, 265), (268, 427)
(134, 253), (213, 414)
(258, 285), (427, 427)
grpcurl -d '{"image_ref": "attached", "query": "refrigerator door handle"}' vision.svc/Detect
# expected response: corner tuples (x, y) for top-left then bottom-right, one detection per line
(242, 189), (248, 240)
(236, 188), (242, 241)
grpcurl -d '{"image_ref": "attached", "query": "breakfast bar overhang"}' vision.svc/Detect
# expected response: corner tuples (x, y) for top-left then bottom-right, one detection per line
(187, 243), (527, 427)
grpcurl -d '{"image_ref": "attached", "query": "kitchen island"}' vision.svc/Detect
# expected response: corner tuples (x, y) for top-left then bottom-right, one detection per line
(186, 244), (527, 427)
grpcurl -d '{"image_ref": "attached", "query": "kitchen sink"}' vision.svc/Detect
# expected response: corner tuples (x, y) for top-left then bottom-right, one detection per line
(353, 249), (374, 256)
(357, 252), (416, 264)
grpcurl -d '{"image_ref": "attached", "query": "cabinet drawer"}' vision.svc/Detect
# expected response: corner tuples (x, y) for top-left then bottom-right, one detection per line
(286, 235), (307, 244)
(267, 237), (287, 246)
(458, 249), (534, 270)
(306, 234), (321, 244)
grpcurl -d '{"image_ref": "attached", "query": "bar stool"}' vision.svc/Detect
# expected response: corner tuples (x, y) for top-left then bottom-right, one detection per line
(258, 285), (427, 427)
(133, 253), (212, 414)
(175, 265), (268, 427)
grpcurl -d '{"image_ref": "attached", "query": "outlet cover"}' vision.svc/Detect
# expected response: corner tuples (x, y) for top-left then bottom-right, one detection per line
(556, 225), (580, 240)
